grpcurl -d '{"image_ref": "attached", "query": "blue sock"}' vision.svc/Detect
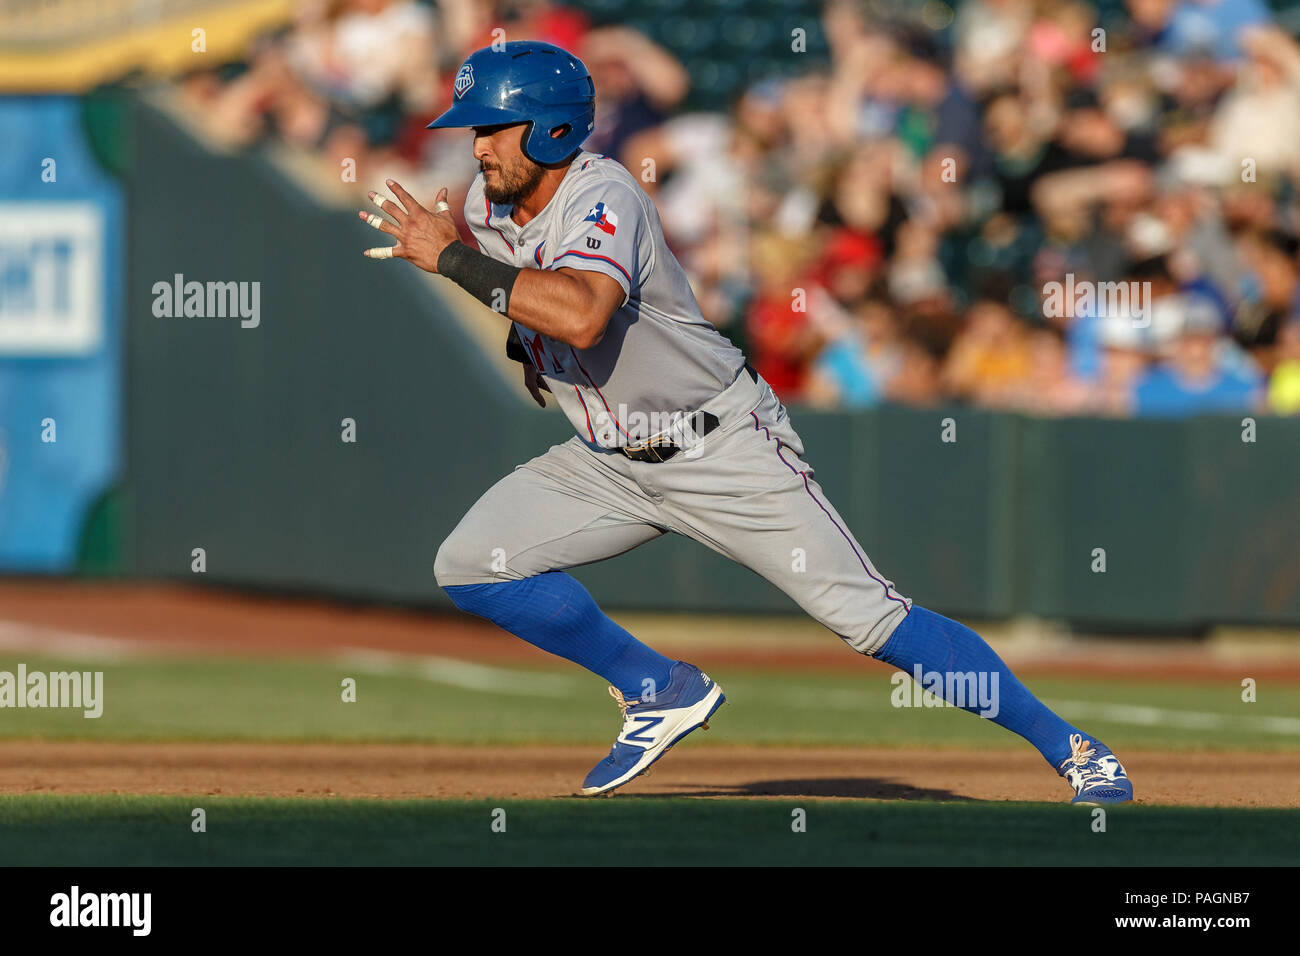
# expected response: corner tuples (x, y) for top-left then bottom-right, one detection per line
(875, 605), (1084, 768)
(443, 572), (675, 700)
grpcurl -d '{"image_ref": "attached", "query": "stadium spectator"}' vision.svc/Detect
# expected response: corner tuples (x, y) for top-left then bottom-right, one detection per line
(1134, 297), (1264, 416)
(1269, 319), (1300, 413)
(1207, 25), (1300, 178)
(203, 0), (437, 151)
(1230, 229), (1300, 354)
(887, 322), (951, 406)
(744, 234), (822, 401)
(581, 26), (689, 162)
(1131, 0), (1274, 64)
(942, 299), (1035, 407)
(805, 295), (903, 409)
(1011, 324), (1095, 415)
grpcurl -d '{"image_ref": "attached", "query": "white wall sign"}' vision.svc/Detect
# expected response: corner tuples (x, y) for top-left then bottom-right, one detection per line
(0, 202), (104, 355)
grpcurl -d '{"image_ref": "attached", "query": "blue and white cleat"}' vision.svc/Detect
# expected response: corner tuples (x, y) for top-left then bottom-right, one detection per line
(1059, 733), (1134, 805)
(581, 662), (725, 796)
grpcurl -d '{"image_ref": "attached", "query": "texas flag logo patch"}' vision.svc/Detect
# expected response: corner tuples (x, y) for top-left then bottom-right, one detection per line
(583, 202), (619, 236)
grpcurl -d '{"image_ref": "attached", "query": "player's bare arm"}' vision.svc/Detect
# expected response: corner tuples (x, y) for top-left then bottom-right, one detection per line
(509, 266), (622, 349)
(359, 179), (620, 349)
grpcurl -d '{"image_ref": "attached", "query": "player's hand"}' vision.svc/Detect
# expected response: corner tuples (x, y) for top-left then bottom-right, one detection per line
(360, 180), (460, 273)
(524, 364), (551, 408)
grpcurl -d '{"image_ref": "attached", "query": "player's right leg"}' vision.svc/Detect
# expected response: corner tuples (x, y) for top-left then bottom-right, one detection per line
(433, 438), (725, 795)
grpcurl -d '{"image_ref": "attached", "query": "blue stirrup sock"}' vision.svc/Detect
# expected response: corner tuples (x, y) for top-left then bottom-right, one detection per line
(443, 571), (676, 700)
(875, 605), (1084, 768)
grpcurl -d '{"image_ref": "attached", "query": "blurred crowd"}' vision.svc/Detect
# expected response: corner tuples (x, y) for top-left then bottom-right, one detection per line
(179, 0), (1300, 417)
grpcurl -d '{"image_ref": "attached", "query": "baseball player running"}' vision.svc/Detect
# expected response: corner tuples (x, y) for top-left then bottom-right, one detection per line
(361, 41), (1133, 804)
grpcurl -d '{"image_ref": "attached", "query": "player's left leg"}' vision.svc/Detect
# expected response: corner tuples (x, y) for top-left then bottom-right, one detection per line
(652, 378), (1132, 804)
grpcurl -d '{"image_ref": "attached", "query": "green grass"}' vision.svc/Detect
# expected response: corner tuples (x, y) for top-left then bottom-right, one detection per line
(3, 650), (1293, 866)
(1, 652), (1296, 751)
(0, 795), (1292, 866)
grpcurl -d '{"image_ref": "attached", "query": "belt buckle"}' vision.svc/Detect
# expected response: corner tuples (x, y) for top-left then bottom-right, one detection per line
(620, 410), (720, 463)
(621, 439), (679, 463)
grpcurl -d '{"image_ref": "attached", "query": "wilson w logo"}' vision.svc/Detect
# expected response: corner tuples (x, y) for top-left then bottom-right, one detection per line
(622, 715), (665, 744)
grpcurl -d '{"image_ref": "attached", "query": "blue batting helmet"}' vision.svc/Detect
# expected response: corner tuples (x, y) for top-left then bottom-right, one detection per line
(426, 41), (596, 166)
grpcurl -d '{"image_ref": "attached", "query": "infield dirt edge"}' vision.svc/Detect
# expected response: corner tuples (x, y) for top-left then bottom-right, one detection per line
(1, 741), (1294, 807)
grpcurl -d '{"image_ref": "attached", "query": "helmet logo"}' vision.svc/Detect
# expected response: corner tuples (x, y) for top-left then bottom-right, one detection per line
(454, 64), (475, 98)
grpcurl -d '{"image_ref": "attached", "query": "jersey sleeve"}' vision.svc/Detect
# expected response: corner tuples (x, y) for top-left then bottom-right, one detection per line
(550, 179), (653, 303)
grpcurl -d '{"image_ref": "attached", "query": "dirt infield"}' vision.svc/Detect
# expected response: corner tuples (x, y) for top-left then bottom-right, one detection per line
(1, 741), (1295, 806)
(2, 581), (1297, 810)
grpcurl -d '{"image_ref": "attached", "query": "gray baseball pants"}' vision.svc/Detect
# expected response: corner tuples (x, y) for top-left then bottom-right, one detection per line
(434, 369), (911, 655)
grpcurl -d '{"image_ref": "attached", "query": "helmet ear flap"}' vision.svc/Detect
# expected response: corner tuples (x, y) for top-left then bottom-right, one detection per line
(519, 119), (542, 164)
(522, 118), (583, 166)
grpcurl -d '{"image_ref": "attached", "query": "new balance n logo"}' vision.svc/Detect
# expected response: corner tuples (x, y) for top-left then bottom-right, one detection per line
(622, 715), (665, 744)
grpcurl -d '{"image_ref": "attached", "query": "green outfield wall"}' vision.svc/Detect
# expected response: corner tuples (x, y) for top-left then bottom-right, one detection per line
(114, 97), (1300, 627)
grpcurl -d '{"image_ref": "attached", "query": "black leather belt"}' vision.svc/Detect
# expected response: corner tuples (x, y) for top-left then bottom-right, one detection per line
(618, 364), (757, 463)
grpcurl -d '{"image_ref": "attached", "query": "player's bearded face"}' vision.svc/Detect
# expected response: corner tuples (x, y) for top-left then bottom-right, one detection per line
(474, 122), (548, 206)
(481, 148), (546, 206)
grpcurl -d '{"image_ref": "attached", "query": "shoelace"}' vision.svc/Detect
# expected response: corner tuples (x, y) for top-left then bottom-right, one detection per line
(608, 685), (634, 718)
(605, 686), (649, 756)
(1062, 732), (1116, 790)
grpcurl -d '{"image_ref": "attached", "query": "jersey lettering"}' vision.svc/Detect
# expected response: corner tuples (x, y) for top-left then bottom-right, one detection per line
(527, 331), (565, 375)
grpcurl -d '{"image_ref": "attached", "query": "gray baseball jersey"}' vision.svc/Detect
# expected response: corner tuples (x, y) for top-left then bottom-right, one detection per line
(440, 152), (911, 655)
(465, 151), (746, 448)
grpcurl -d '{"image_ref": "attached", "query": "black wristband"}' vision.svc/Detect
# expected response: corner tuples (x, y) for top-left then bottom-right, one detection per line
(437, 240), (522, 313)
